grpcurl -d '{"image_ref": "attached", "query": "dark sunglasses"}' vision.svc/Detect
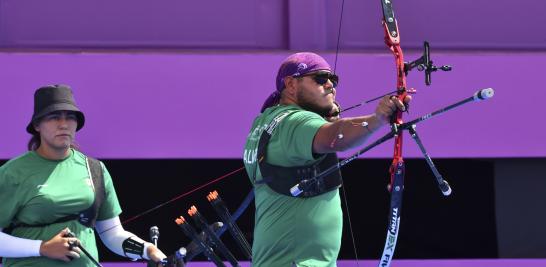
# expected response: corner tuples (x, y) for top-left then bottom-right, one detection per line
(298, 72), (339, 88)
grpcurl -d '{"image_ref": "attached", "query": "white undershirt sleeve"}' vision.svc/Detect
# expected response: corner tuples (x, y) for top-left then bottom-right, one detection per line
(95, 217), (152, 260)
(0, 228), (42, 258)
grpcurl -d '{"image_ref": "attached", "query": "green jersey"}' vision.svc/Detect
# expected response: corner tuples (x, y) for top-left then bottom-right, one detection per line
(0, 149), (122, 267)
(243, 105), (342, 267)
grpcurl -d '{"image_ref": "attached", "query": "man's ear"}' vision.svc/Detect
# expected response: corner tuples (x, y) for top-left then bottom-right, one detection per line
(283, 76), (298, 96)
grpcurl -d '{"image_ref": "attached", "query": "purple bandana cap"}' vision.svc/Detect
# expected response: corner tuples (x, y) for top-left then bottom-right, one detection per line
(275, 52), (332, 92)
(261, 52), (332, 112)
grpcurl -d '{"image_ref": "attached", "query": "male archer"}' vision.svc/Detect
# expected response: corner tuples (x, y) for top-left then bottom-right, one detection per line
(243, 52), (411, 266)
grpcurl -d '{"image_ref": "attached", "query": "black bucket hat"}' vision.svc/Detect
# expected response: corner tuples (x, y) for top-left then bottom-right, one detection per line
(26, 84), (85, 134)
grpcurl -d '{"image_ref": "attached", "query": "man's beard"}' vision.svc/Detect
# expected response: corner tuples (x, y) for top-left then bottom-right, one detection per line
(297, 87), (334, 117)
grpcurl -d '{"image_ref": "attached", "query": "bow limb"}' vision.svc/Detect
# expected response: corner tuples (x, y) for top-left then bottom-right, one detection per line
(381, 0), (409, 182)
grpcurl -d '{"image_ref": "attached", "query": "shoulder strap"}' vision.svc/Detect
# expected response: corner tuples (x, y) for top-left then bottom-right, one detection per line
(83, 156), (106, 228)
(251, 110), (298, 183)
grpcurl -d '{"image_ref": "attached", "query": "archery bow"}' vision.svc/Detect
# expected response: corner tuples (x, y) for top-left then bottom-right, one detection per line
(379, 0), (456, 264)
(291, 1), (494, 267)
(378, 0), (408, 266)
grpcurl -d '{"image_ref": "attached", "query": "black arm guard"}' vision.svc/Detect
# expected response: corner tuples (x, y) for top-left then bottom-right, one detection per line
(122, 237), (145, 259)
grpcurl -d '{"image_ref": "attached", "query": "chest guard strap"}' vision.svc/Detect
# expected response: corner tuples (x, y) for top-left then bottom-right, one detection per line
(255, 111), (342, 198)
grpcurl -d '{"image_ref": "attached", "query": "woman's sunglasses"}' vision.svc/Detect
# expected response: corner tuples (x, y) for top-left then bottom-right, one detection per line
(298, 72), (339, 88)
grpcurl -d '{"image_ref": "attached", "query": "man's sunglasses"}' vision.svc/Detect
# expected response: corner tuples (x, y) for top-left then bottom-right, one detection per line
(297, 72), (339, 88)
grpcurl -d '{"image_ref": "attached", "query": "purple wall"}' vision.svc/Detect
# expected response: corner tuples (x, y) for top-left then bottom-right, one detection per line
(1, 0), (545, 50)
(0, 0), (544, 159)
(0, 51), (544, 159)
(324, 0), (546, 50)
(0, 0), (286, 49)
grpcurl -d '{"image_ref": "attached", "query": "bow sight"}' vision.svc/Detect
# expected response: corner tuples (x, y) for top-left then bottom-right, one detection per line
(404, 41), (452, 85)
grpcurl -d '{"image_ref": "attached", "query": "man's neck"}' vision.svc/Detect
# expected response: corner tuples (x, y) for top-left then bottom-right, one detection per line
(36, 145), (71, 160)
(279, 96), (297, 106)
